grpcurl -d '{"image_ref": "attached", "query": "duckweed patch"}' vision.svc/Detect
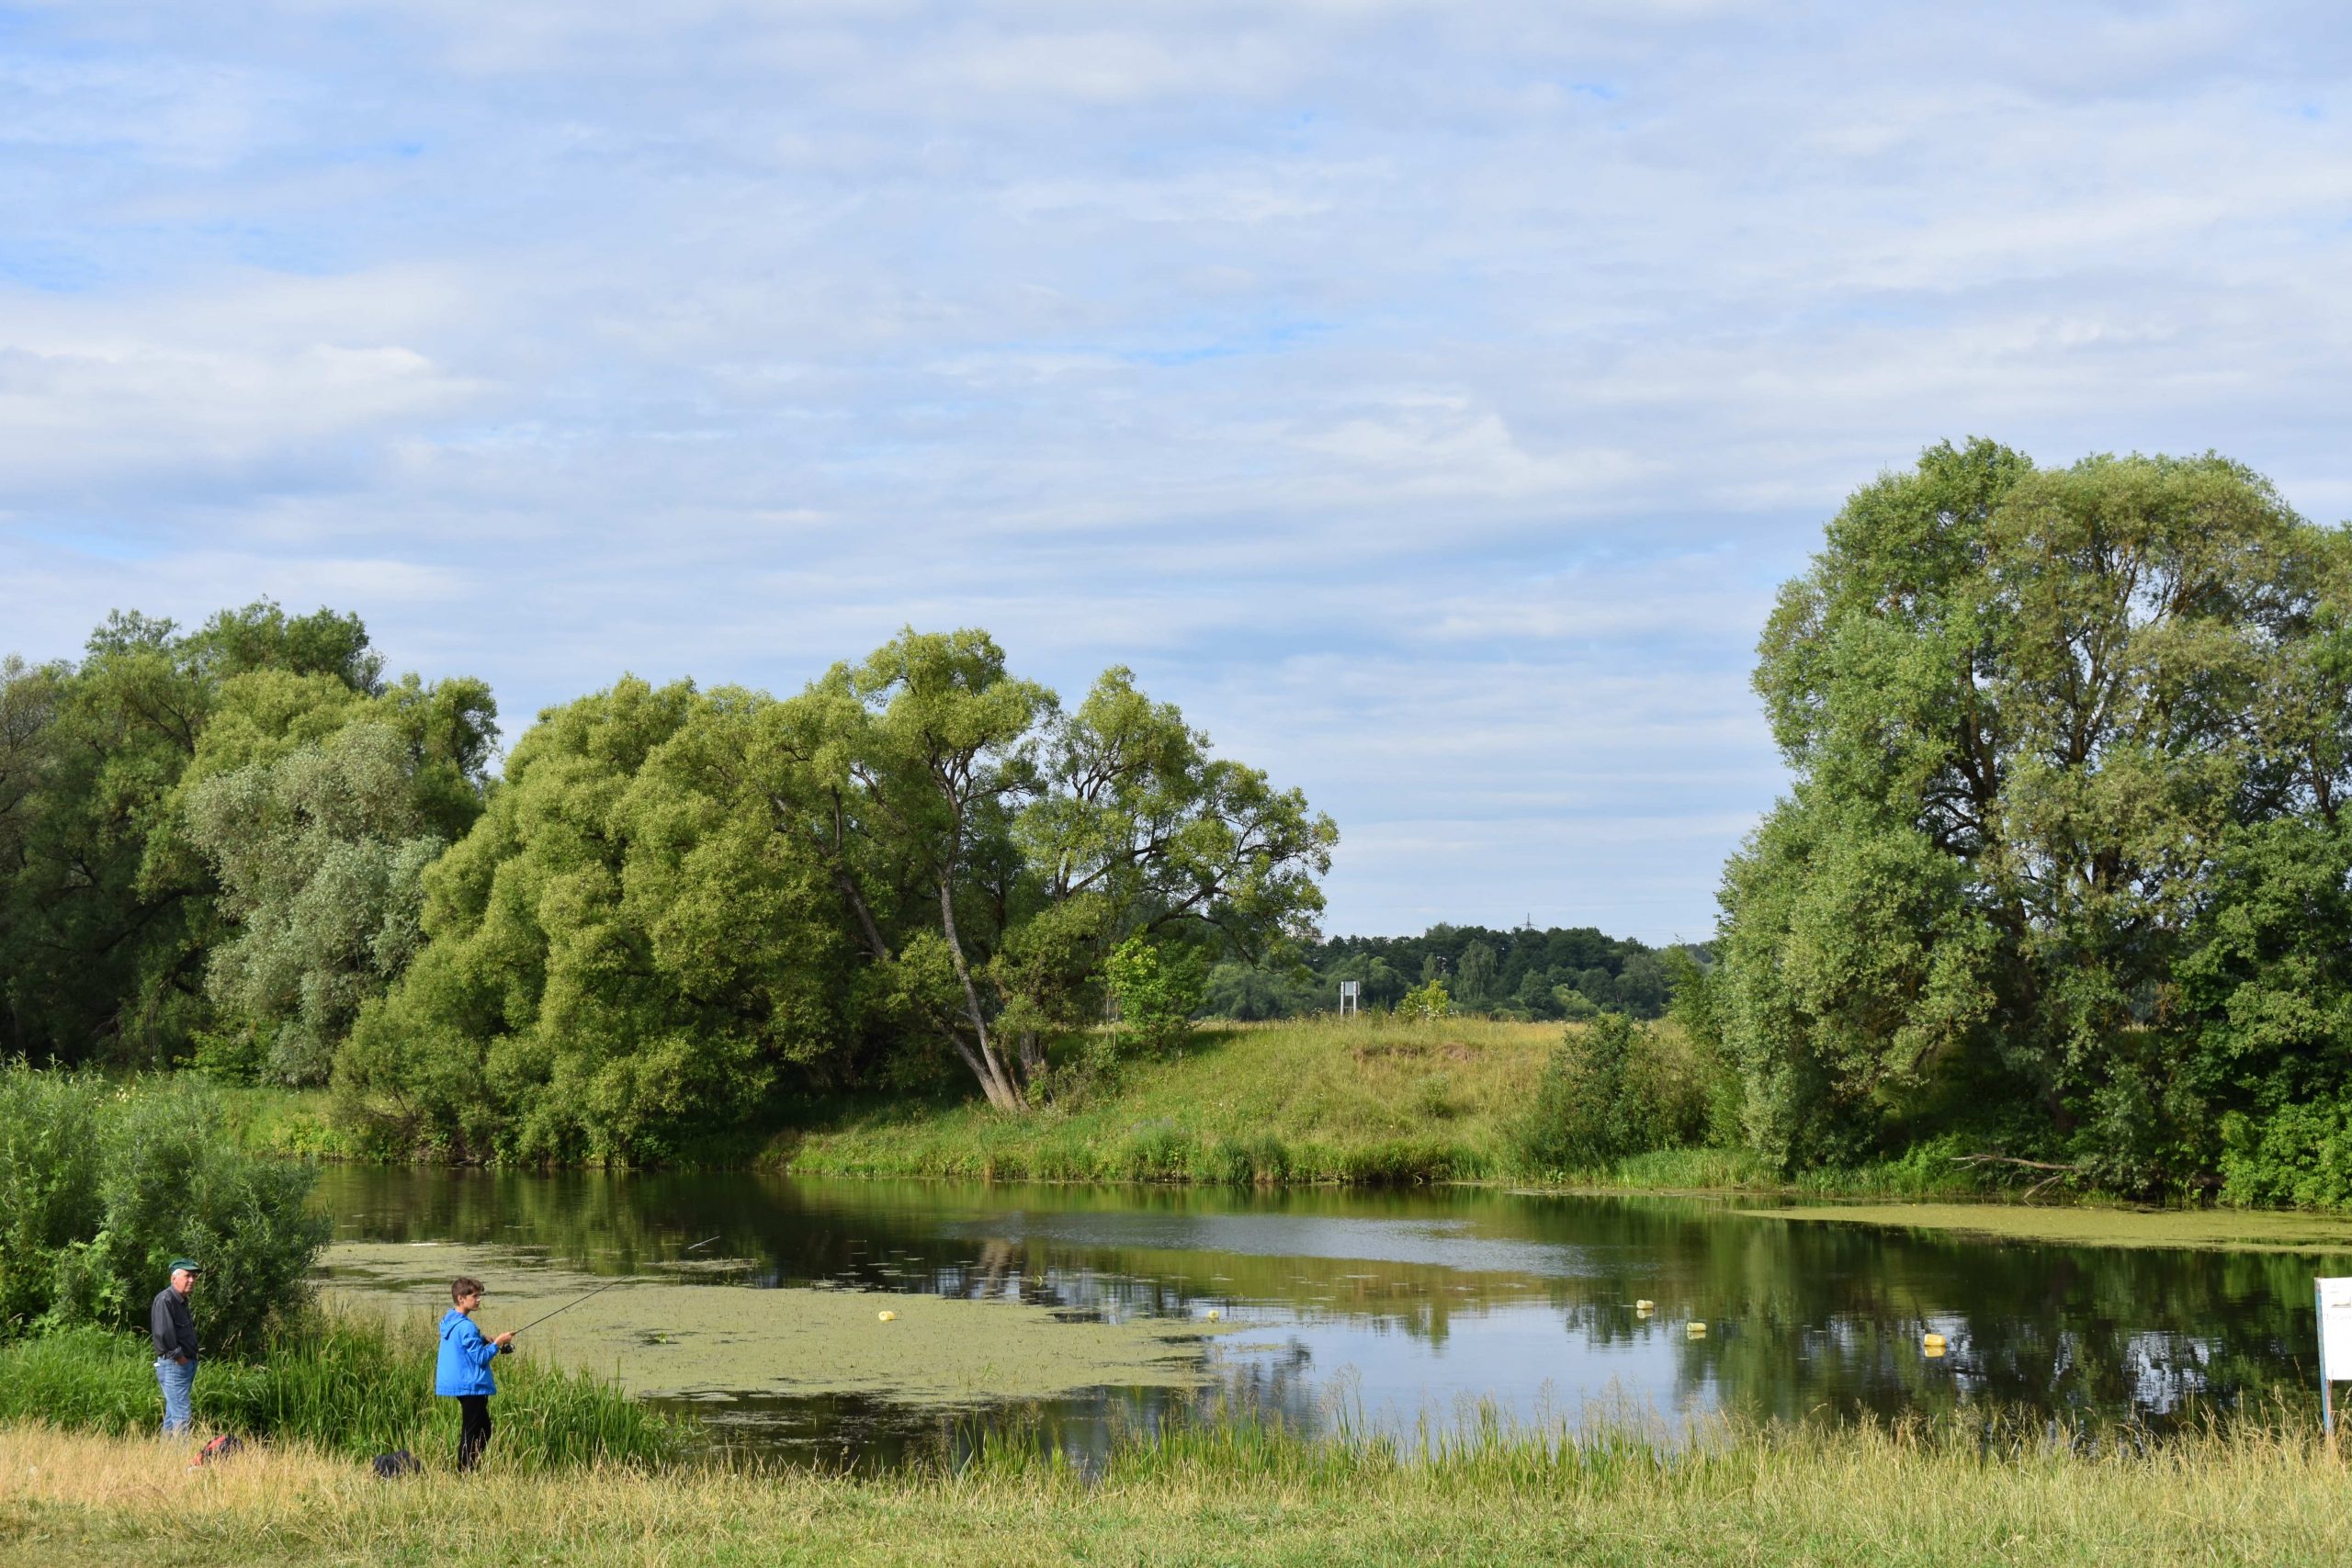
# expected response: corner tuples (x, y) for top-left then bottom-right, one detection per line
(1747, 1201), (2352, 1253)
(321, 1243), (1238, 1405)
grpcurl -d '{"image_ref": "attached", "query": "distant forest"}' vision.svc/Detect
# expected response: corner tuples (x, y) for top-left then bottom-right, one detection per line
(1204, 925), (1711, 1022)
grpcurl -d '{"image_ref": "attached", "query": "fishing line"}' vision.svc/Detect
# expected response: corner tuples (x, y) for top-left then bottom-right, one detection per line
(511, 1235), (724, 1335)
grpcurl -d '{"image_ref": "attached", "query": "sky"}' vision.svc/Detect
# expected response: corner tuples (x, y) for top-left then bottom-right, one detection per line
(3, 2), (2349, 943)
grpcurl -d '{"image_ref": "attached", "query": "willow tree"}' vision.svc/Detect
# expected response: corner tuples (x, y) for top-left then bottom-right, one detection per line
(332, 677), (856, 1163)
(336, 630), (1335, 1156)
(700, 629), (1336, 1112)
(1717, 440), (2352, 1190)
(0, 603), (416, 1067)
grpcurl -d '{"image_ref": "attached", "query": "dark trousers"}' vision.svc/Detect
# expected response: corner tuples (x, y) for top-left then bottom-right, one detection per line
(456, 1394), (492, 1472)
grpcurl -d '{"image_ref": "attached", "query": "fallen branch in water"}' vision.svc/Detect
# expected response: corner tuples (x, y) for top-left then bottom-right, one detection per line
(1953, 1153), (2084, 1199)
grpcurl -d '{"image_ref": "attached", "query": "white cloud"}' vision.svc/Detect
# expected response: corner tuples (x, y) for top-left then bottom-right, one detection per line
(2, 0), (2348, 936)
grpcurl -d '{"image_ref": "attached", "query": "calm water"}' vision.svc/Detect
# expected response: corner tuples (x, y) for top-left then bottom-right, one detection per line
(315, 1168), (2342, 1467)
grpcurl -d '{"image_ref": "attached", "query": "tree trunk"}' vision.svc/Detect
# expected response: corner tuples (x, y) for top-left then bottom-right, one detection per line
(937, 875), (1023, 1111)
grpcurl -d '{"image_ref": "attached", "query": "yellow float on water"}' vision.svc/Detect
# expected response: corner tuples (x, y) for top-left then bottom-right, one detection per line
(1204, 1309), (1220, 1322)
(1687, 1321), (1707, 1337)
(1923, 1332), (1946, 1355)
(876, 1310), (897, 1323)
(1634, 1300), (1655, 1314)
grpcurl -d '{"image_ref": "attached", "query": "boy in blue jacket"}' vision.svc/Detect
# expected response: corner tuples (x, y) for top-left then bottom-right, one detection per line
(435, 1276), (514, 1472)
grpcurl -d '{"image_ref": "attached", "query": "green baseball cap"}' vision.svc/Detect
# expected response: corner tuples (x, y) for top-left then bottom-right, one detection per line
(169, 1258), (202, 1274)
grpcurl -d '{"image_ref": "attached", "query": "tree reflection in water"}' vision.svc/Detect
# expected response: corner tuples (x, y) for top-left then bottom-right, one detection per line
(318, 1169), (2339, 1465)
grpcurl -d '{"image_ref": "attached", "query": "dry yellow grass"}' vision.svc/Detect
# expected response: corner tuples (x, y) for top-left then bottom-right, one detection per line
(6, 1412), (2351, 1566)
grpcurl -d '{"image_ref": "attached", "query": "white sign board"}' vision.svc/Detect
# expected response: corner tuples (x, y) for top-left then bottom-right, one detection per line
(2324, 1277), (2352, 1374)
(2319, 1277), (2352, 1435)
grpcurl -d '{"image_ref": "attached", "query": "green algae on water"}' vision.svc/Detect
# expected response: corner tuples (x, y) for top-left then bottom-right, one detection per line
(321, 1243), (1238, 1404)
(1745, 1201), (2352, 1254)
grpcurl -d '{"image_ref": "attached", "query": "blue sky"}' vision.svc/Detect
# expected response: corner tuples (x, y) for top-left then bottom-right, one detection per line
(3, 2), (2349, 942)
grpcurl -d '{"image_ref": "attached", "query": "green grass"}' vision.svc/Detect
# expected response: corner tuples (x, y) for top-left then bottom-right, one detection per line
(212, 1084), (354, 1159)
(775, 1015), (1563, 1184)
(776, 1016), (2024, 1197)
(0, 1310), (685, 1472)
(5, 1406), (2348, 1564)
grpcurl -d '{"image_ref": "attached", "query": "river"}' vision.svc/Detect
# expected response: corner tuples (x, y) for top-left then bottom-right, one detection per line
(314, 1168), (2343, 1468)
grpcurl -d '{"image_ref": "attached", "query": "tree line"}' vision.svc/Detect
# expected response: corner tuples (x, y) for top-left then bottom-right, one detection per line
(10, 438), (2352, 1202)
(0, 616), (1335, 1160)
(0, 604), (495, 1086)
(1201, 925), (1711, 1022)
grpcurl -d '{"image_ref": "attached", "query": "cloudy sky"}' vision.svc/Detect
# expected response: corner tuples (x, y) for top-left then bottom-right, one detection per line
(4, 3), (2348, 942)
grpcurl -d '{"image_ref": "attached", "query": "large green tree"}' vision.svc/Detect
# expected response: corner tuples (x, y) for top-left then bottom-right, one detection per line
(820, 631), (1337, 1111)
(336, 630), (1335, 1156)
(0, 604), (410, 1066)
(1717, 440), (2352, 1190)
(183, 702), (493, 1086)
(334, 677), (870, 1161)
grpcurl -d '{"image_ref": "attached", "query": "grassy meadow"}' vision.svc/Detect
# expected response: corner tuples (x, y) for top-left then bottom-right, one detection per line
(779, 1015), (1612, 1184)
(773, 1015), (2007, 1199)
(6, 1410), (2349, 1566)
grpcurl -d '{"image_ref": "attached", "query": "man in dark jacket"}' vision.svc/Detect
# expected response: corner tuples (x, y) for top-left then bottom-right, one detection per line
(150, 1258), (201, 1436)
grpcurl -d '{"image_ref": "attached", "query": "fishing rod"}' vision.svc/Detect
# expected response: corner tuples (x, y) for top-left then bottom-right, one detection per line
(511, 1235), (723, 1336)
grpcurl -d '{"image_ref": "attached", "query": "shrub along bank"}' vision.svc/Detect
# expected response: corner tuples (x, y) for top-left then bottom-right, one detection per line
(0, 1068), (326, 1352)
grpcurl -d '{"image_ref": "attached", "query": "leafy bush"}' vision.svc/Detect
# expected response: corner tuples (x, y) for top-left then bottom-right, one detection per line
(0, 1066), (329, 1352)
(1397, 979), (1452, 1021)
(1104, 935), (1207, 1055)
(1513, 1015), (1711, 1176)
(2218, 1102), (2352, 1210)
(0, 1068), (106, 1331)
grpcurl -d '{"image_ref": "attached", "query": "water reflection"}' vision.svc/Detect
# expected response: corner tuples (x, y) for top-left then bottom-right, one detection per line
(315, 1169), (2343, 1466)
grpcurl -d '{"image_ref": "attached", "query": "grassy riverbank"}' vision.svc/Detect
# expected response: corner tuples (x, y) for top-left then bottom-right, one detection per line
(775, 1016), (1555, 1183)
(214, 1016), (2057, 1202)
(0, 1312), (684, 1472)
(6, 1412), (2348, 1566)
(221, 1019), (2352, 1235)
(774, 1016), (2004, 1197)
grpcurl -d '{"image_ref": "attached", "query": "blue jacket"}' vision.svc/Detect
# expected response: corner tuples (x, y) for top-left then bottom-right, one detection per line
(435, 1309), (503, 1397)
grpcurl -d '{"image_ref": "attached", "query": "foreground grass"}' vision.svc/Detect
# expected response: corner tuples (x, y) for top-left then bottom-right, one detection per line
(4, 1412), (2348, 1566)
(0, 1311), (684, 1472)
